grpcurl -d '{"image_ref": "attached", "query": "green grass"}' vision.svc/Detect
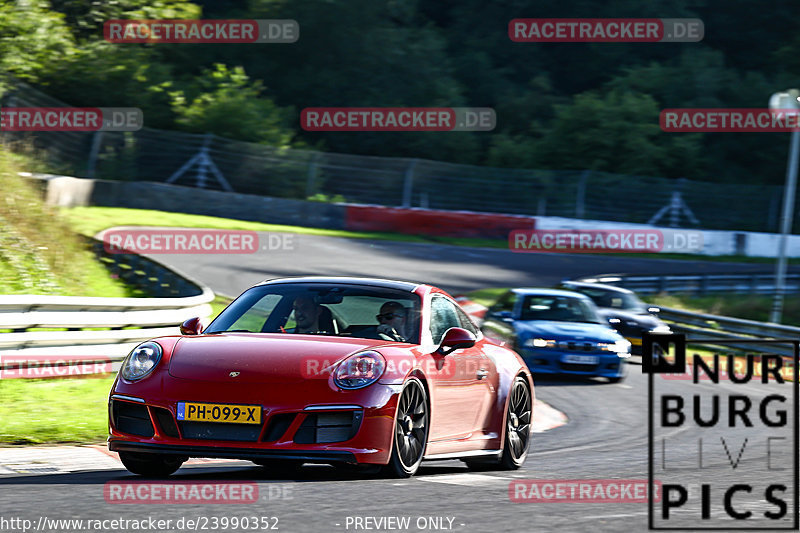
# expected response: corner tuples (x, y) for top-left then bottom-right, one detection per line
(0, 376), (115, 445)
(464, 287), (508, 307)
(641, 293), (800, 325)
(210, 295), (233, 319)
(0, 151), (134, 297)
(64, 206), (449, 243)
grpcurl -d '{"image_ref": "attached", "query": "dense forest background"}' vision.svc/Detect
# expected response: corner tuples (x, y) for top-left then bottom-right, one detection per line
(2, 0), (798, 185)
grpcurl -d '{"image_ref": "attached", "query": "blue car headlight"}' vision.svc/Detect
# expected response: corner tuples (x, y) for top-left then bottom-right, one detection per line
(524, 338), (557, 348)
(597, 339), (631, 355)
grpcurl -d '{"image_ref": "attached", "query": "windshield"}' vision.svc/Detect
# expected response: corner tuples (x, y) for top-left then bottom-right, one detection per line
(575, 287), (646, 312)
(205, 283), (422, 344)
(519, 295), (603, 324)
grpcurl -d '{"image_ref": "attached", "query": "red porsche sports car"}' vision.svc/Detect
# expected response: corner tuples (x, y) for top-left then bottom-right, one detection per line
(108, 277), (534, 477)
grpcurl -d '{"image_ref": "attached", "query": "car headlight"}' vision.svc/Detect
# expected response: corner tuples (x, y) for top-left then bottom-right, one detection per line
(598, 339), (631, 354)
(524, 338), (557, 348)
(650, 324), (672, 334)
(334, 351), (386, 389)
(121, 341), (163, 381)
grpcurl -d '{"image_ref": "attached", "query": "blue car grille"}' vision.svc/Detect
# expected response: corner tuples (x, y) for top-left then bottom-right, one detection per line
(557, 340), (598, 352)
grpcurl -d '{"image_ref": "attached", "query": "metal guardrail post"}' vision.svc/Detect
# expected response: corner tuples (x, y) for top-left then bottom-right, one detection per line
(699, 275), (708, 296)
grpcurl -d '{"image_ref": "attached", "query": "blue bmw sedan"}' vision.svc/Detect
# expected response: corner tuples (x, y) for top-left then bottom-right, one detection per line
(480, 289), (630, 382)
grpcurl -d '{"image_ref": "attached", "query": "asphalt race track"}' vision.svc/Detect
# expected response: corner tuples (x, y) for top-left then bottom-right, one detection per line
(154, 232), (788, 297)
(1, 232), (794, 532)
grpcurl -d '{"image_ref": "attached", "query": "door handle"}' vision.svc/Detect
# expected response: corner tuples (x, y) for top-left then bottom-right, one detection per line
(476, 369), (489, 380)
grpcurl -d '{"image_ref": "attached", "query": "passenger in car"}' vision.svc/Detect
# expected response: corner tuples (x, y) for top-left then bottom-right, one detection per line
(376, 301), (408, 342)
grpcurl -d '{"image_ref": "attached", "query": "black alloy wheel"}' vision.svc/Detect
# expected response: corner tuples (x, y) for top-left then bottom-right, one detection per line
(386, 378), (429, 477)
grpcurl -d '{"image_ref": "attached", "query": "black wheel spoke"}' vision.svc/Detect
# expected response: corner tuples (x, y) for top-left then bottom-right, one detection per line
(506, 380), (531, 461)
(394, 381), (428, 471)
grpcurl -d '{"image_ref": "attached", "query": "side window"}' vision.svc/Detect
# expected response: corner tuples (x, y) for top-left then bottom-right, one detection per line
(455, 305), (479, 336)
(430, 295), (463, 344)
(489, 290), (516, 316)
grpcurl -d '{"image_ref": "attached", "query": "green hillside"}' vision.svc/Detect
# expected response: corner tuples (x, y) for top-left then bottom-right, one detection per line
(0, 150), (132, 297)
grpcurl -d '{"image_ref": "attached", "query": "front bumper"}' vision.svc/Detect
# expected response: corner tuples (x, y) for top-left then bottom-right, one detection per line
(520, 350), (627, 377)
(108, 441), (357, 463)
(108, 375), (401, 465)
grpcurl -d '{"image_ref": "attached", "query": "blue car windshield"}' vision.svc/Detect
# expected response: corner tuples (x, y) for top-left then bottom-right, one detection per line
(520, 295), (603, 324)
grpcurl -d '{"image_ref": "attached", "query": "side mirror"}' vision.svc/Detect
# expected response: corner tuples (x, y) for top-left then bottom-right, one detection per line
(437, 327), (476, 355)
(180, 317), (205, 335)
(647, 307), (661, 315)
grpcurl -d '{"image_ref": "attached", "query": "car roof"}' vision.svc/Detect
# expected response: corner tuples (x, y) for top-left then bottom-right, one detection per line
(560, 281), (634, 295)
(512, 288), (593, 300)
(256, 276), (421, 292)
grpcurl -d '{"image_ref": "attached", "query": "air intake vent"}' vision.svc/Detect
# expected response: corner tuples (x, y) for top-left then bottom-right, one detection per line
(112, 400), (154, 438)
(151, 407), (180, 438)
(294, 411), (363, 444)
(262, 413), (297, 442)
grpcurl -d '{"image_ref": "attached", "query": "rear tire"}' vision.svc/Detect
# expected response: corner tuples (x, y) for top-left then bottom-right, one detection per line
(384, 378), (429, 478)
(119, 451), (184, 477)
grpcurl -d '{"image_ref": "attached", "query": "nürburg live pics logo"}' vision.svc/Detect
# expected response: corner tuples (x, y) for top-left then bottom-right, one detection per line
(644, 333), (799, 529)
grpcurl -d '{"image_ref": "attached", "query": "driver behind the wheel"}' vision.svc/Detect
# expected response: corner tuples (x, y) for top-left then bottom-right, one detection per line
(376, 301), (408, 342)
(291, 295), (323, 333)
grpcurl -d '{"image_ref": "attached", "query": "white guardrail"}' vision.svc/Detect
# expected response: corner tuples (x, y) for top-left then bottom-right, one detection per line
(0, 242), (214, 377)
(0, 292), (213, 351)
(576, 273), (800, 356)
(657, 306), (800, 358)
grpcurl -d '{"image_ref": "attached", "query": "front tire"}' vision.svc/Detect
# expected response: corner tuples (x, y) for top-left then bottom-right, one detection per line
(119, 451), (184, 477)
(385, 378), (429, 478)
(499, 376), (532, 469)
(465, 376), (531, 471)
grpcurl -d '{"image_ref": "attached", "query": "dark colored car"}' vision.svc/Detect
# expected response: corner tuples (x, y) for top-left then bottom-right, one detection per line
(558, 281), (671, 355)
(480, 288), (630, 382)
(108, 277), (534, 478)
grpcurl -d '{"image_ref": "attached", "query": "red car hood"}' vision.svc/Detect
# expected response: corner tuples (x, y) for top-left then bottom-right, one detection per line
(167, 333), (388, 383)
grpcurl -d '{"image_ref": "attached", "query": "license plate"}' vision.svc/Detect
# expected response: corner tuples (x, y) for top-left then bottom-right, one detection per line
(561, 354), (599, 365)
(177, 402), (261, 424)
